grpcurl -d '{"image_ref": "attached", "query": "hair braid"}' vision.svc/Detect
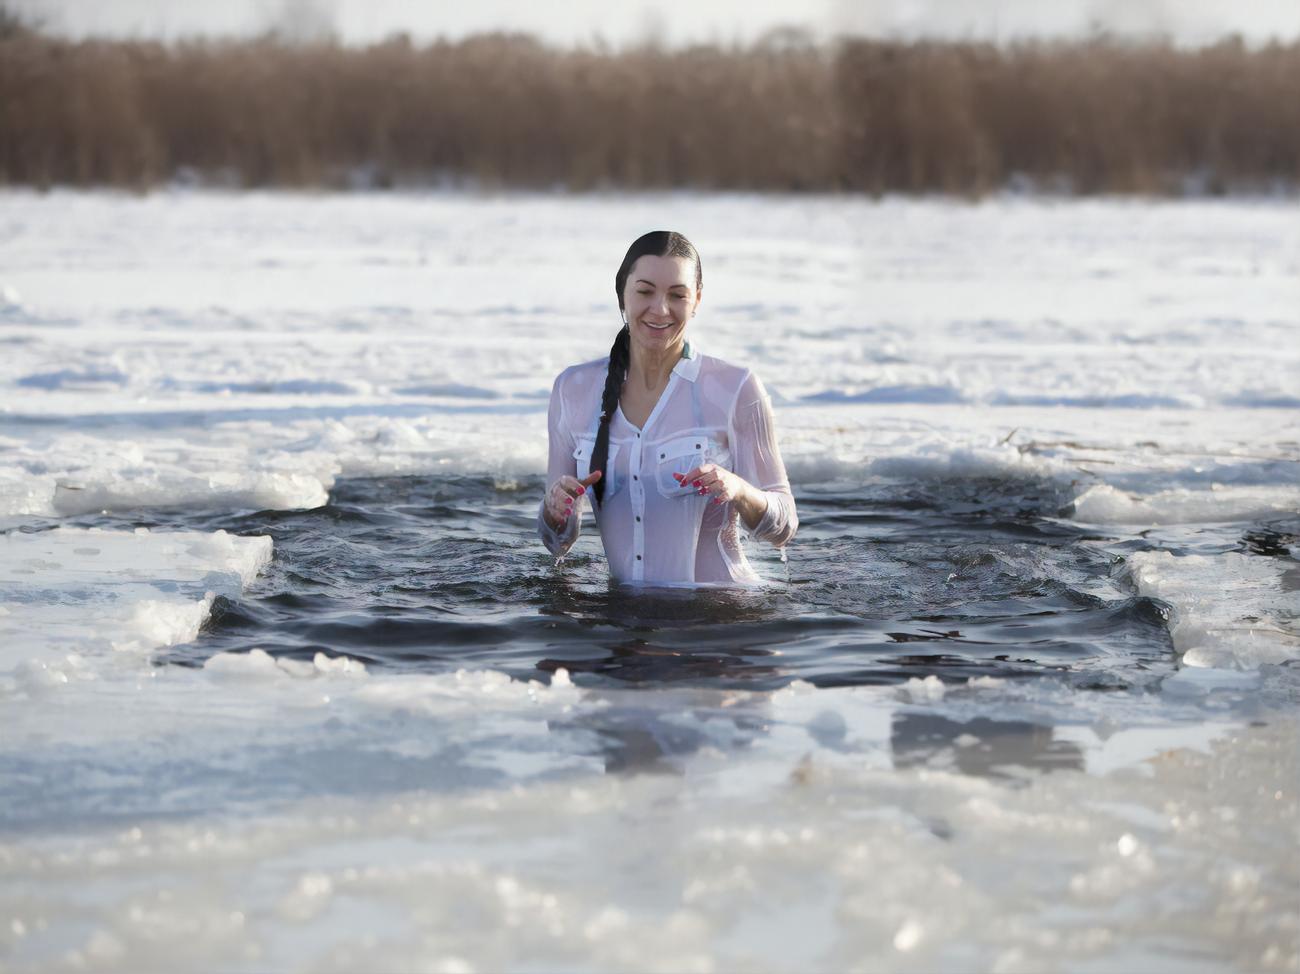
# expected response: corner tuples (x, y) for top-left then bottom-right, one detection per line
(590, 324), (629, 508)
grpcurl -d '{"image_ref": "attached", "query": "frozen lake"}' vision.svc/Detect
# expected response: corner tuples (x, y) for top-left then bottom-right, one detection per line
(0, 190), (1297, 971)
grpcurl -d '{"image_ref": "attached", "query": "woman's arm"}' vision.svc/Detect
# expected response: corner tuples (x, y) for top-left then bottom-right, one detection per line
(538, 371), (582, 556)
(728, 369), (797, 547)
(682, 369), (797, 546)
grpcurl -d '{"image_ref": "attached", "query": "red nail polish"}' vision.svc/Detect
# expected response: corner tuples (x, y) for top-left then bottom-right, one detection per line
(576, 486), (585, 495)
(692, 480), (701, 487)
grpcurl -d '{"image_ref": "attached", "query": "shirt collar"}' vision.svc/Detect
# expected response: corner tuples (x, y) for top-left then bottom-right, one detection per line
(671, 340), (701, 382)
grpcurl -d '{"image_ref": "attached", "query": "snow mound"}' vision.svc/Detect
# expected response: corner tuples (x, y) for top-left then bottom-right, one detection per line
(1072, 484), (1300, 525)
(1128, 550), (1299, 669)
(0, 527), (272, 675)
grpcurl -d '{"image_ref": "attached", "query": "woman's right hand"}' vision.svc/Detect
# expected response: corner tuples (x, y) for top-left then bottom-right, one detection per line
(543, 470), (602, 531)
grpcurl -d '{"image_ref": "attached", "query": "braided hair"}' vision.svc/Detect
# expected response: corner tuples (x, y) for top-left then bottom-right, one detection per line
(589, 230), (702, 509)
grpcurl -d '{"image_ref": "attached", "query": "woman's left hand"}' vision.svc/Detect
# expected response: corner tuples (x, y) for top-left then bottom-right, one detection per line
(675, 463), (770, 530)
(674, 463), (745, 506)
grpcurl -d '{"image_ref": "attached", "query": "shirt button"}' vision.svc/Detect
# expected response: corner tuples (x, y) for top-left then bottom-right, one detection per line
(633, 475), (638, 481)
(636, 554), (642, 560)
(635, 516), (641, 522)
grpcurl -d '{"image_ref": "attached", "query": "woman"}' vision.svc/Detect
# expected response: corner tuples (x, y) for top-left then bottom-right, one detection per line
(538, 230), (797, 586)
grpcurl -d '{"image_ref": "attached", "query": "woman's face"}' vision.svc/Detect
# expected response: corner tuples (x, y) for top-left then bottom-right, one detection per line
(622, 254), (701, 355)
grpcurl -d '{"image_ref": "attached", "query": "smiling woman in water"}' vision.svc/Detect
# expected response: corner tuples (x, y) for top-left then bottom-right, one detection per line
(538, 230), (797, 586)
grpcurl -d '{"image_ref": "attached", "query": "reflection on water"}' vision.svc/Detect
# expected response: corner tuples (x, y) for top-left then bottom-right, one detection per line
(547, 692), (767, 775)
(890, 713), (1084, 779)
(545, 685), (1087, 781)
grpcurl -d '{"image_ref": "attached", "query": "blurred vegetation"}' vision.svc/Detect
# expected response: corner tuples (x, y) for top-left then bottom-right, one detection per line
(1, 13), (1297, 194)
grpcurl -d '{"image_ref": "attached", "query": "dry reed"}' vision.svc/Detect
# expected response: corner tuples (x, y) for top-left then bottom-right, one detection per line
(1, 17), (1297, 194)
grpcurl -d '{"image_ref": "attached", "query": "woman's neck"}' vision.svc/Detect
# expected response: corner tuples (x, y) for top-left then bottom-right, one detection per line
(625, 339), (685, 393)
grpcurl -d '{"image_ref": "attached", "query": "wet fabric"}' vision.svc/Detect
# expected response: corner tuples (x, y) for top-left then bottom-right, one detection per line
(538, 343), (798, 586)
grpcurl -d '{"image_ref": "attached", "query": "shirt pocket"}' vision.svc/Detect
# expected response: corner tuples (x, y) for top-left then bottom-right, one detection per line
(574, 435), (620, 498)
(652, 431), (731, 499)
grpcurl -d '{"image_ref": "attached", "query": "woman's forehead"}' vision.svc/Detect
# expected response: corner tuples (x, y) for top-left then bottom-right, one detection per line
(630, 254), (696, 288)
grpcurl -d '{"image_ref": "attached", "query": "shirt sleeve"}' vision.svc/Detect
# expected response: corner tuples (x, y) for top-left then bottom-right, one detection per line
(728, 369), (798, 548)
(538, 369), (582, 557)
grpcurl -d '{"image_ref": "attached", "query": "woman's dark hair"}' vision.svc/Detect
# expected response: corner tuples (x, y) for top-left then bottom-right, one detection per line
(590, 231), (702, 508)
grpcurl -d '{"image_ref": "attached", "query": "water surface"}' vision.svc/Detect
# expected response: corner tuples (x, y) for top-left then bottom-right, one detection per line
(114, 473), (1204, 692)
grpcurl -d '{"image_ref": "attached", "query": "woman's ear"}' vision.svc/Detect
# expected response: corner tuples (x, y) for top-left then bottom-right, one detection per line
(692, 289), (703, 316)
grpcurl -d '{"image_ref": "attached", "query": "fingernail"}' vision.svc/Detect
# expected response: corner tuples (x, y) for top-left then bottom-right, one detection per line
(692, 480), (701, 487)
(576, 486), (585, 495)
(673, 473), (683, 480)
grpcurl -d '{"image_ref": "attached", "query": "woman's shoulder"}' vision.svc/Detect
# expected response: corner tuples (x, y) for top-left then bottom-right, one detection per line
(695, 351), (763, 394)
(552, 357), (608, 394)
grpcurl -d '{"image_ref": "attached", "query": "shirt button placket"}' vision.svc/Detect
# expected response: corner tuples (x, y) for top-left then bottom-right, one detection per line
(632, 433), (644, 580)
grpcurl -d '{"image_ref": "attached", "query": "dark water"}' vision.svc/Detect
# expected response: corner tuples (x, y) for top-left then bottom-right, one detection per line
(93, 473), (1207, 691)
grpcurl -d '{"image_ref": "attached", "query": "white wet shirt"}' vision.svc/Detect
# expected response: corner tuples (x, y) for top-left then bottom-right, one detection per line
(538, 343), (797, 586)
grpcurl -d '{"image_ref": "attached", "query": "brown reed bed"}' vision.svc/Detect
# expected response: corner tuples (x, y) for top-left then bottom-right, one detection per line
(1, 16), (1297, 195)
